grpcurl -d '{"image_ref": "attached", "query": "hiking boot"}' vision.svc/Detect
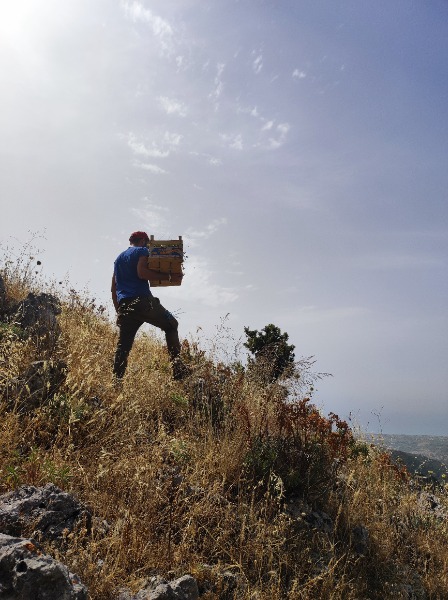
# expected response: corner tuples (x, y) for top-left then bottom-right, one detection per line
(172, 359), (191, 381)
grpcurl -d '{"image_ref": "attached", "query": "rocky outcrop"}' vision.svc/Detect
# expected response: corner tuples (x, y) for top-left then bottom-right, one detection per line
(0, 286), (62, 353)
(0, 282), (66, 411)
(0, 486), (89, 597)
(0, 272), (6, 316)
(11, 292), (61, 349)
(285, 496), (370, 557)
(118, 575), (199, 600)
(12, 291), (61, 331)
(0, 533), (87, 600)
(0, 484), (91, 543)
(8, 359), (67, 412)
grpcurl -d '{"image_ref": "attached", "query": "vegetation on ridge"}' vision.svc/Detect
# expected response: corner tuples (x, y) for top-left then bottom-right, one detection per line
(0, 250), (447, 599)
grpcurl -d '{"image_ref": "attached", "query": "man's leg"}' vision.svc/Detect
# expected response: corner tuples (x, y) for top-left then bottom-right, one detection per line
(113, 302), (143, 379)
(139, 297), (189, 379)
(140, 297), (180, 359)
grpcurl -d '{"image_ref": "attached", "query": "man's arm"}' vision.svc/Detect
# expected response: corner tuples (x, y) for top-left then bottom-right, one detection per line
(137, 256), (183, 284)
(111, 274), (119, 312)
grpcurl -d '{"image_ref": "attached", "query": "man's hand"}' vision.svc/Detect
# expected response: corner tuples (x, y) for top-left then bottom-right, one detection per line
(137, 256), (165, 281)
(111, 275), (119, 312)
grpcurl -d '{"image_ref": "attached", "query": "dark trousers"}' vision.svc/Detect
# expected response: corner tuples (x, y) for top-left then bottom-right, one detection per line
(113, 296), (180, 379)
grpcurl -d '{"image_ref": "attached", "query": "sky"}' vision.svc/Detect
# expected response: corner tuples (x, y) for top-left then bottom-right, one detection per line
(0, 0), (447, 435)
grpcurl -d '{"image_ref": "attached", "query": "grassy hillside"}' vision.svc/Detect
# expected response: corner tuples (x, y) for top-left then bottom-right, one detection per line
(1, 255), (447, 599)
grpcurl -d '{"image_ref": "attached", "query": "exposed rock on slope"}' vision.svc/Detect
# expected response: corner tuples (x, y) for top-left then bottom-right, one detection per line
(0, 533), (87, 600)
(0, 484), (91, 543)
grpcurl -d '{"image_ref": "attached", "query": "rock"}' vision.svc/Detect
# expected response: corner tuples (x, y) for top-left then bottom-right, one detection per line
(0, 533), (87, 599)
(284, 496), (311, 519)
(132, 575), (199, 600)
(116, 588), (134, 600)
(303, 510), (333, 533)
(218, 571), (240, 600)
(11, 359), (67, 412)
(284, 498), (334, 533)
(170, 575), (199, 600)
(134, 578), (174, 600)
(147, 583), (176, 600)
(417, 491), (447, 520)
(0, 272), (6, 316)
(352, 525), (369, 556)
(12, 292), (61, 348)
(0, 484), (91, 543)
(192, 565), (242, 599)
(12, 292), (61, 328)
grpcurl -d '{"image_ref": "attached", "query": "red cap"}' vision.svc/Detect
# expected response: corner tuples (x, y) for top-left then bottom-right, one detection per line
(129, 231), (149, 243)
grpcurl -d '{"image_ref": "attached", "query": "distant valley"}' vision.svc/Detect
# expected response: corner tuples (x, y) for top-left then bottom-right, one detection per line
(369, 433), (448, 481)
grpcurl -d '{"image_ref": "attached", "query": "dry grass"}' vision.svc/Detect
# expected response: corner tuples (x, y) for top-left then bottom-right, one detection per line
(0, 255), (447, 599)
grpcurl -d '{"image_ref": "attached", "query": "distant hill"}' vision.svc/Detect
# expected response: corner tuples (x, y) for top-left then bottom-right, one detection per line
(370, 433), (448, 482)
(371, 433), (448, 463)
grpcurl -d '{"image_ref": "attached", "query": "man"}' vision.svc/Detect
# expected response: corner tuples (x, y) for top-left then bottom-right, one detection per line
(112, 231), (188, 381)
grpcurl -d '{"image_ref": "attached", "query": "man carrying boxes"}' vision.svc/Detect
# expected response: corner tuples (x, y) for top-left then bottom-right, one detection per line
(111, 231), (189, 381)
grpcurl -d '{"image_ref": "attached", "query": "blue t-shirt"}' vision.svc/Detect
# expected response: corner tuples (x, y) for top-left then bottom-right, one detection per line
(114, 246), (153, 303)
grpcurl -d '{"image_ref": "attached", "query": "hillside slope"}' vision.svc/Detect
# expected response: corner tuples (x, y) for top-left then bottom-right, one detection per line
(0, 257), (447, 599)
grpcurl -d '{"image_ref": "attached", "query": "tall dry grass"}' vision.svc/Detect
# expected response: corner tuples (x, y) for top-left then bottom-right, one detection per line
(0, 254), (447, 599)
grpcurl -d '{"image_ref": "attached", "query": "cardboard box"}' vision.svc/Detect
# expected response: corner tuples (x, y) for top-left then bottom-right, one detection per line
(147, 235), (184, 287)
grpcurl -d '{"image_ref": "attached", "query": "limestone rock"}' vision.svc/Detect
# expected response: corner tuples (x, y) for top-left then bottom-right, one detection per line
(0, 533), (87, 600)
(132, 575), (199, 600)
(11, 359), (67, 412)
(0, 484), (91, 543)
(170, 575), (199, 600)
(12, 292), (61, 348)
(352, 524), (369, 556)
(0, 272), (6, 315)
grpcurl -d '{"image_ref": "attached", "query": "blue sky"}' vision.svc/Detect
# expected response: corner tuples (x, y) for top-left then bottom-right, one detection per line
(1, 0), (447, 435)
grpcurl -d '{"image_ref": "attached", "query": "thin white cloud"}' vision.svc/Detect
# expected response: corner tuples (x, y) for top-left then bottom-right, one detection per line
(231, 135), (243, 150)
(236, 104), (263, 120)
(189, 151), (223, 166)
(159, 96), (187, 117)
(292, 69), (307, 79)
(131, 201), (169, 233)
(121, 1), (174, 54)
(277, 123), (290, 135)
(253, 54), (263, 74)
(127, 131), (182, 160)
(163, 131), (183, 146)
(185, 217), (228, 247)
(213, 81), (223, 102)
(209, 63), (225, 107)
(261, 120), (274, 131)
(132, 160), (168, 174)
(128, 133), (169, 158)
(234, 104), (289, 151)
(267, 122), (290, 149)
(220, 133), (243, 151)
